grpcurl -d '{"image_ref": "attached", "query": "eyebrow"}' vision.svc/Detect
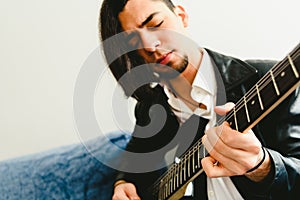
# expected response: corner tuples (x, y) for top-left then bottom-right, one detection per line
(140, 12), (159, 27)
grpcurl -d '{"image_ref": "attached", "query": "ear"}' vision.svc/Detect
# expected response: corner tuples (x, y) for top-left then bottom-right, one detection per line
(174, 5), (189, 27)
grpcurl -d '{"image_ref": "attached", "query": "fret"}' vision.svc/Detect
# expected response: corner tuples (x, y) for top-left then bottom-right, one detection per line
(228, 103), (250, 132)
(173, 165), (177, 190)
(270, 70), (280, 96)
(176, 165), (179, 188)
(233, 106), (239, 131)
(197, 142), (201, 169)
(159, 179), (163, 200)
(189, 150), (193, 175)
(183, 156), (186, 181)
(168, 176), (173, 194)
(169, 176), (173, 194)
(187, 153), (191, 178)
(163, 178), (166, 200)
(163, 176), (167, 199)
(166, 173), (170, 197)
(247, 95), (261, 126)
(260, 75), (282, 107)
(164, 182), (168, 199)
(244, 96), (250, 123)
(179, 161), (182, 185)
(166, 173), (169, 196)
(276, 58), (299, 94)
(192, 147), (196, 173)
(151, 43), (299, 200)
(163, 185), (167, 199)
(288, 54), (299, 78)
(171, 167), (175, 195)
(256, 84), (264, 110)
(160, 180), (163, 200)
(162, 172), (167, 198)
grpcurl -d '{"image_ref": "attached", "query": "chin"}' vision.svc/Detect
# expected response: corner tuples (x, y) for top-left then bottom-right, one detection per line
(154, 55), (189, 80)
(157, 64), (188, 80)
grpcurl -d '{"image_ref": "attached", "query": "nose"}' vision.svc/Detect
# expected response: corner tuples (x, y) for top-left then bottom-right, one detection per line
(144, 40), (161, 52)
(140, 31), (161, 53)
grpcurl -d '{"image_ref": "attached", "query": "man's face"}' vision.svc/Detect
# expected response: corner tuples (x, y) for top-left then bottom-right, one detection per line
(118, 0), (195, 79)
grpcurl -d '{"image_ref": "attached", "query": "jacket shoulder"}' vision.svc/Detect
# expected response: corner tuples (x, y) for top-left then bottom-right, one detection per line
(244, 59), (278, 78)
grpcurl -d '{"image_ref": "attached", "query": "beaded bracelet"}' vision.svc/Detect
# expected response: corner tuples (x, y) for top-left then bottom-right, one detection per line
(246, 147), (266, 173)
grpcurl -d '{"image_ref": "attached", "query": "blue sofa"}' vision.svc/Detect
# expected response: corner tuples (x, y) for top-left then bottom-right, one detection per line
(0, 132), (130, 200)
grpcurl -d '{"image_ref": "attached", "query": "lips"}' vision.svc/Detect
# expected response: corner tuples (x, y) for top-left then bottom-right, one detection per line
(157, 51), (173, 65)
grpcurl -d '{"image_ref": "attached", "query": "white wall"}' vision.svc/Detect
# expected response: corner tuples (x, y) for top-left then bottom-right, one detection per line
(0, 0), (299, 161)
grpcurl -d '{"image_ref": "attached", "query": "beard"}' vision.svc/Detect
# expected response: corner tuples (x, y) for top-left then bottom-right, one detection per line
(156, 54), (189, 80)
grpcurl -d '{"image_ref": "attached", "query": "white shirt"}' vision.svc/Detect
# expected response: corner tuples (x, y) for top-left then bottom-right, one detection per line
(163, 49), (244, 200)
(164, 49), (216, 129)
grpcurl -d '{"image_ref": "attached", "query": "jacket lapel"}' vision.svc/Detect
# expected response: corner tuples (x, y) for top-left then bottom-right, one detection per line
(205, 48), (258, 92)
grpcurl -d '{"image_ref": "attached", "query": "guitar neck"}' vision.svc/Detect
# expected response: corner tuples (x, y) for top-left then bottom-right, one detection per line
(227, 43), (300, 133)
(151, 43), (300, 200)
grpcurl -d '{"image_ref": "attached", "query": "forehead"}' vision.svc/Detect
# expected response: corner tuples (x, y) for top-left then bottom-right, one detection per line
(118, 0), (170, 30)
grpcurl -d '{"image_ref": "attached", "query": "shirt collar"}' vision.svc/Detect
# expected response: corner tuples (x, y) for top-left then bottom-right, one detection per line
(191, 48), (216, 96)
(163, 48), (216, 108)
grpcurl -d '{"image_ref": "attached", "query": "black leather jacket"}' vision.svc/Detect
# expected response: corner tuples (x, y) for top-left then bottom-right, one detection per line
(116, 49), (300, 199)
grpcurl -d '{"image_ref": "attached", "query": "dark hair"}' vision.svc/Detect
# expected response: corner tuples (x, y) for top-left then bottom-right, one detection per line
(99, 0), (175, 101)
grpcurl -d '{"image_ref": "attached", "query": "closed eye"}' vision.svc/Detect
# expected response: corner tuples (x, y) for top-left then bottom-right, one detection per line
(148, 20), (164, 31)
(154, 20), (164, 27)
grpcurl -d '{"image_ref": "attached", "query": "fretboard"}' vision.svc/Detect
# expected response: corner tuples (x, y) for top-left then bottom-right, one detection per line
(227, 43), (300, 133)
(151, 43), (300, 200)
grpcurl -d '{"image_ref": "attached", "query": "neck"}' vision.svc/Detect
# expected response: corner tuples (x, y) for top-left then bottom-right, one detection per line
(182, 48), (203, 84)
(164, 49), (204, 109)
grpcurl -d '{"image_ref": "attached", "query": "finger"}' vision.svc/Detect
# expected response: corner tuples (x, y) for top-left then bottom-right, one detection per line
(214, 102), (235, 116)
(206, 147), (247, 175)
(207, 130), (262, 174)
(201, 156), (234, 178)
(113, 183), (141, 200)
(204, 130), (247, 171)
(206, 128), (239, 160)
(203, 134), (248, 176)
(203, 128), (220, 153)
(204, 127), (240, 160)
(218, 124), (261, 150)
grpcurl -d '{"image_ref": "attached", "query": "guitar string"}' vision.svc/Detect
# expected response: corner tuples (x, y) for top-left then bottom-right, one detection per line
(152, 50), (300, 193)
(223, 59), (299, 126)
(229, 45), (300, 114)
(223, 43), (299, 120)
(152, 51), (300, 194)
(222, 50), (300, 124)
(152, 47), (300, 194)
(152, 139), (206, 194)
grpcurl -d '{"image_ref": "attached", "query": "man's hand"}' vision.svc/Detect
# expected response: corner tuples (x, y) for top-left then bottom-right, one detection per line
(112, 180), (141, 200)
(201, 103), (271, 182)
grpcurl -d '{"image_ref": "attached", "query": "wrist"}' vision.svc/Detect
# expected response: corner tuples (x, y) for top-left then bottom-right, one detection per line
(245, 147), (272, 182)
(246, 147), (266, 173)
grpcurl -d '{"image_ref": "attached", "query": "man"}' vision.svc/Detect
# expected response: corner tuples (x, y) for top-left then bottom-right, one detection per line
(99, 0), (300, 199)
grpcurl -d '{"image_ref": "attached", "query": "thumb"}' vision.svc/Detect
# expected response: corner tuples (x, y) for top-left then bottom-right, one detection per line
(214, 102), (235, 116)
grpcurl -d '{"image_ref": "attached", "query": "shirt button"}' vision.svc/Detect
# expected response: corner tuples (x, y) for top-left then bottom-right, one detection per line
(208, 190), (215, 198)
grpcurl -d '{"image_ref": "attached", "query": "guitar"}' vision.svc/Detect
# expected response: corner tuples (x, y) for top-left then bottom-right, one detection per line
(149, 43), (300, 200)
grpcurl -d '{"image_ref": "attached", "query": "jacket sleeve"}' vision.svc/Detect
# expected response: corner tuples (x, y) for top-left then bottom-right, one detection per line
(265, 86), (300, 198)
(114, 93), (179, 199)
(233, 79), (300, 199)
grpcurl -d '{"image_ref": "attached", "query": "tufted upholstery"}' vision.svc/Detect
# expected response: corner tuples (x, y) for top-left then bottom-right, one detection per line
(0, 132), (130, 200)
